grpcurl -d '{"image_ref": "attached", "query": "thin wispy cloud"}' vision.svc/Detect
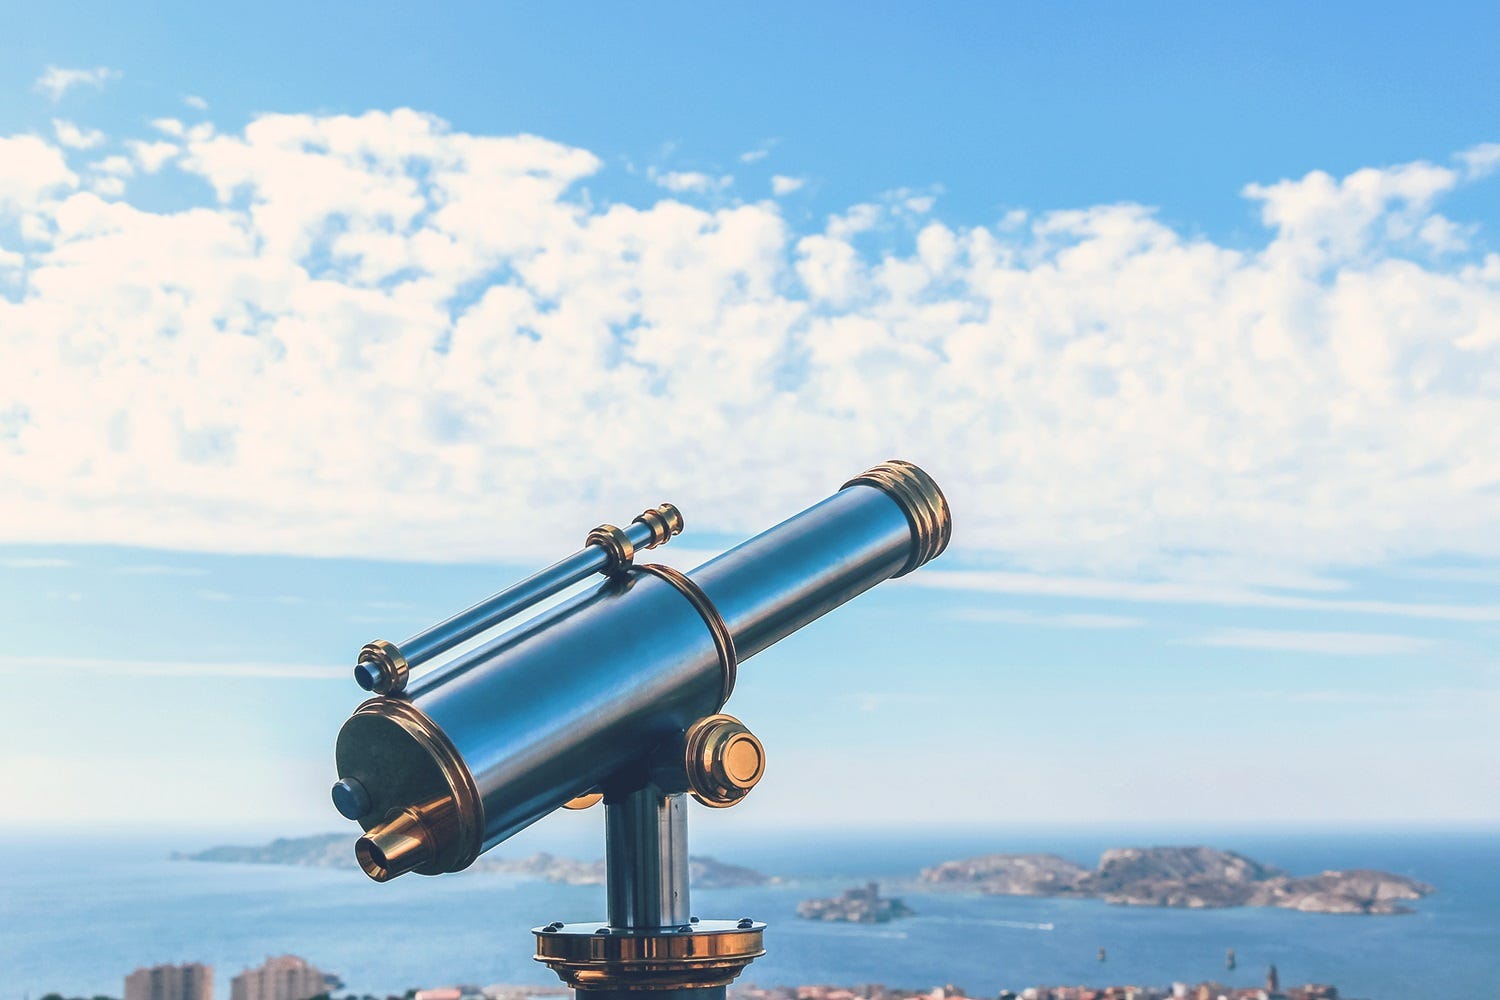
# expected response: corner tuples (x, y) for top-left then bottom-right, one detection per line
(1, 557), (72, 569)
(650, 168), (733, 193)
(948, 607), (1145, 629)
(0, 655), (341, 680)
(915, 571), (1500, 623)
(0, 108), (1496, 594)
(33, 65), (120, 102)
(1190, 627), (1437, 656)
(111, 564), (209, 577)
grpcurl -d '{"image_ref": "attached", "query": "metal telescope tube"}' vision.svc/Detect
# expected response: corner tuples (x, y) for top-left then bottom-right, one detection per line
(333, 460), (949, 882)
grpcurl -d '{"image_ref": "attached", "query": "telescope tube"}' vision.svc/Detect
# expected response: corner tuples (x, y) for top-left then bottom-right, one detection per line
(334, 460), (949, 881)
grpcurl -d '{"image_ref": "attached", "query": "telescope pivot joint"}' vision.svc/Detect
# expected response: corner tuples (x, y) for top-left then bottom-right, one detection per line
(684, 714), (765, 808)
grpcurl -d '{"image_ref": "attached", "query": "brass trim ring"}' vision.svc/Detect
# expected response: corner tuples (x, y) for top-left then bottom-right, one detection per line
(634, 563), (738, 707)
(633, 503), (685, 548)
(587, 524), (636, 575)
(842, 459), (952, 575)
(358, 639), (410, 696)
(350, 697), (484, 873)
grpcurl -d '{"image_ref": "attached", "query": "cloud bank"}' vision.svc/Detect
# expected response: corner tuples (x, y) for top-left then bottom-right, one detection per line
(1, 109), (1496, 582)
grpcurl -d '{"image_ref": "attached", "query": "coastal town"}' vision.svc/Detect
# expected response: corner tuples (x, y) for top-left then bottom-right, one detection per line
(43, 959), (1360, 1000)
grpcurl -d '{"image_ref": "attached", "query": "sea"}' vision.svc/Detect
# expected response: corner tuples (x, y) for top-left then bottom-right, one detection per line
(1, 827), (1496, 1000)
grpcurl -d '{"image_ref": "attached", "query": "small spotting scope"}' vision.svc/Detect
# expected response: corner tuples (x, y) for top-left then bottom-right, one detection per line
(332, 461), (951, 1000)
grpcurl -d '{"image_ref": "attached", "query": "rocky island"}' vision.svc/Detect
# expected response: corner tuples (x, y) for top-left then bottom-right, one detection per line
(797, 882), (915, 923)
(175, 833), (768, 889)
(920, 845), (1433, 914)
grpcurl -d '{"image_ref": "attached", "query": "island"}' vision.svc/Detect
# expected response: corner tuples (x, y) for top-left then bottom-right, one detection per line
(797, 882), (914, 923)
(919, 845), (1433, 914)
(174, 834), (769, 888)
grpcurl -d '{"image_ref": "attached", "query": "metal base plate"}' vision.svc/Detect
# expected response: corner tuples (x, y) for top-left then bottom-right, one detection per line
(534, 920), (766, 991)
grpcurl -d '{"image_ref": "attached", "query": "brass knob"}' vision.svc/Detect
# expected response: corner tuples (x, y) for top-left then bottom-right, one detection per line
(684, 714), (765, 808)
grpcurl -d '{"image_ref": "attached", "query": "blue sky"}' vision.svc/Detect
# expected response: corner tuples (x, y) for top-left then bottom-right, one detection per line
(0, 4), (1496, 834)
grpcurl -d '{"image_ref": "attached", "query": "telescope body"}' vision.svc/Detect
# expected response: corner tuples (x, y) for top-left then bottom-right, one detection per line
(335, 461), (949, 881)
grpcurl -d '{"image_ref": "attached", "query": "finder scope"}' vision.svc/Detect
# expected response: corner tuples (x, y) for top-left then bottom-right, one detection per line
(332, 460), (951, 999)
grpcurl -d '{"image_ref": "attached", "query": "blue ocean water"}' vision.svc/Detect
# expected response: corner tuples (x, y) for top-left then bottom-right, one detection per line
(1, 827), (1495, 1000)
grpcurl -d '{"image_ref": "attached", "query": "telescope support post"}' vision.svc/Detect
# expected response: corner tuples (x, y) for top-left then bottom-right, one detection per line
(606, 785), (692, 929)
(535, 778), (764, 997)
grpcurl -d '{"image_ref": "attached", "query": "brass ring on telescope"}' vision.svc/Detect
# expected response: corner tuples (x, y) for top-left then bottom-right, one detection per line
(634, 563), (738, 707)
(842, 459), (952, 575)
(633, 503), (685, 548)
(587, 524), (636, 576)
(349, 697), (484, 874)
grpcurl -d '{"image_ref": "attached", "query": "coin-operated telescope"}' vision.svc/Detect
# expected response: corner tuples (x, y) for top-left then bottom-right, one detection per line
(332, 461), (951, 1000)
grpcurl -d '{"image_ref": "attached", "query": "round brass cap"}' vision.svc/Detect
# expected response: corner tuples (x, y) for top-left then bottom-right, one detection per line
(684, 714), (765, 808)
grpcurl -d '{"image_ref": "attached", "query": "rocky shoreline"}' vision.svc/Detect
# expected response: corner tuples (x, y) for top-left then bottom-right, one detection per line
(920, 846), (1433, 915)
(797, 882), (915, 923)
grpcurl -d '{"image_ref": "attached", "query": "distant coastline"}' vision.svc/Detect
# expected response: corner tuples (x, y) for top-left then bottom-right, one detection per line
(178, 836), (1432, 916)
(920, 846), (1433, 915)
(172, 833), (770, 889)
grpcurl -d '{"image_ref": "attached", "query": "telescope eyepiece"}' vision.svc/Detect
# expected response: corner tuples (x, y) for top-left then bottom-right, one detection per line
(355, 806), (434, 882)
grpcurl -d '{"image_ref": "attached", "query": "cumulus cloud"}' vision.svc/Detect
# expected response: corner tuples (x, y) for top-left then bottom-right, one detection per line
(0, 135), (77, 210)
(34, 66), (120, 102)
(0, 109), (1497, 589)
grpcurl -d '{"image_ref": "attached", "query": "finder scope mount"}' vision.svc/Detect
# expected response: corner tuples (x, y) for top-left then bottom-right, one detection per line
(331, 461), (952, 1000)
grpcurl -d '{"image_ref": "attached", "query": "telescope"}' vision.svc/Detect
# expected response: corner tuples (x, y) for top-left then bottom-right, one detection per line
(332, 460), (951, 1000)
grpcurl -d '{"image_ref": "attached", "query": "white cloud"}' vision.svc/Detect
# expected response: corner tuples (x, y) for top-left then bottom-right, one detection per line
(184, 95), (209, 111)
(34, 65), (119, 102)
(651, 168), (733, 193)
(0, 111), (1497, 595)
(0, 135), (77, 212)
(771, 174), (805, 196)
(52, 119), (105, 150)
(127, 139), (179, 173)
(1190, 627), (1436, 655)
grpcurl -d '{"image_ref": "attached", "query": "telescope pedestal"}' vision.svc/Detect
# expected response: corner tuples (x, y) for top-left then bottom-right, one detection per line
(535, 784), (765, 999)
